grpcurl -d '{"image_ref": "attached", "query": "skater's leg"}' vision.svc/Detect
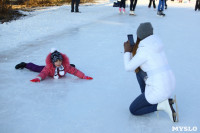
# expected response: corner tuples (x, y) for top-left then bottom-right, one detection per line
(136, 69), (147, 93)
(130, 0), (133, 11)
(148, 0), (152, 8)
(132, 0), (137, 11)
(119, 0), (125, 13)
(153, 0), (156, 8)
(71, 0), (75, 12)
(120, 0), (124, 8)
(157, 0), (162, 11)
(120, 0), (125, 9)
(75, 0), (80, 12)
(198, 0), (200, 10)
(157, 0), (165, 15)
(25, 63), (45, 73)
(195, 0), (198, 10)
(161, 0), (165, 11)
(129, 93), (157, 115)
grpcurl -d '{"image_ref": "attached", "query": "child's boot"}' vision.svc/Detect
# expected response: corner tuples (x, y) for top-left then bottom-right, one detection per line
(15, 62), (27, 69)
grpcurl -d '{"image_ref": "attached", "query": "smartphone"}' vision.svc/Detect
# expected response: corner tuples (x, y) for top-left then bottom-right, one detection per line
(127, 34), (135, 46)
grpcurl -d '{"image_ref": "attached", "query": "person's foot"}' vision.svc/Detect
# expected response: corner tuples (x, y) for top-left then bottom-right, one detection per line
(71, 10), (74, 12)
(157, 99), (175, 122)
(157, 11), (165, 16)
(15, 62), (27, 69)
(129, 11), (135, 15)
(119, 8), (122, 14)
(75, 10), (81, 13)
(122, 8), (125, 14)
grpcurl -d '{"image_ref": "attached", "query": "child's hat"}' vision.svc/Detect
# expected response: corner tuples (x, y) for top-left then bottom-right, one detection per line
(50, 48), (63, 63)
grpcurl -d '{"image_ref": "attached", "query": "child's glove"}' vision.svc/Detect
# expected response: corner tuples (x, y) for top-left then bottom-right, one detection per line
(30, 78), (41, 82)
(83, 76), (93, 80)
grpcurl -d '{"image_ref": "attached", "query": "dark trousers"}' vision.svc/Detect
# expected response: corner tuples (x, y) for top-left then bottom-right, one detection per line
(136, 69), (147, 93)
(25, 63), (44, 73)
(158, 0), (165, 11)
(195, 0), (200, 11)
(148, 0), (156, 8)
(71, 0), (80, 12)
(129, 69), (157, 115)
(120, 0), (126, 8)
(130, 0), (137, 11)
(129, 93), (157, 115)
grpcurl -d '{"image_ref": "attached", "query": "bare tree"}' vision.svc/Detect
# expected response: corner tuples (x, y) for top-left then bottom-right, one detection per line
(0, 0), (11, 13)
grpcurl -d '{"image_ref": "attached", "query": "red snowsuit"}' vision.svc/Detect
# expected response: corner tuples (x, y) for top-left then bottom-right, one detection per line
(38, 53), (85, 80)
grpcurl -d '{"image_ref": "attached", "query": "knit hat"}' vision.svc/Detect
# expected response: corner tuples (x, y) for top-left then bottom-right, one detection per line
(137, 22), (153, 40)
(51, 48), (63, 63)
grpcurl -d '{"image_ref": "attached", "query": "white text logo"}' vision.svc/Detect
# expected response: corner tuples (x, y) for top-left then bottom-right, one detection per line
(172, 126), (198, 132)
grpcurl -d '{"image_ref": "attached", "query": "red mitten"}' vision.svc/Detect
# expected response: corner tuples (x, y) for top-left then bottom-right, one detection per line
(83, 76), (93, 80)
(30, 78), (40, 82)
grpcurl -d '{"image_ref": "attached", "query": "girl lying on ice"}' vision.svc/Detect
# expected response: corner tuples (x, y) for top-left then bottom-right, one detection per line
(123, 22), (178, 122)
(15, 48), (93, 82)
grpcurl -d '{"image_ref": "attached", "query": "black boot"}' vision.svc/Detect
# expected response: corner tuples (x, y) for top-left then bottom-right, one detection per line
(157, 11), (165, 16)
(75, 10), (81, 13)
(15, 62), (27, 69)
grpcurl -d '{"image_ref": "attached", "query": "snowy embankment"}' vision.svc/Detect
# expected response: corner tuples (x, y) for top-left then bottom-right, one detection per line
(0, 0), (200, 133)
(0, 0), (111, 53)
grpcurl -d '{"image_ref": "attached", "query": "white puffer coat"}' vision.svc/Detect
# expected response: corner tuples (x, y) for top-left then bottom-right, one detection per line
(124, 35), (175, 104)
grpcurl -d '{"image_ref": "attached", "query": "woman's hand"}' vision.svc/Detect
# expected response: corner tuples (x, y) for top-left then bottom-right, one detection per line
(124, 41), (133, 53)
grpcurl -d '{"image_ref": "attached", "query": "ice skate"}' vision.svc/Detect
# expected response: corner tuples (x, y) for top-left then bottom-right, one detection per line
(129, 11), (135, 16)
(157, 96), (178, 122)
(157, 11), (165, 17)
(169, 95), (179, 122)
(122, 8), (125, 14)
(119, 8), (122, 14)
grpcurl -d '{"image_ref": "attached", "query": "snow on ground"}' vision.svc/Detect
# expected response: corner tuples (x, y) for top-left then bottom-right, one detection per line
(0, 0), (200, 133)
